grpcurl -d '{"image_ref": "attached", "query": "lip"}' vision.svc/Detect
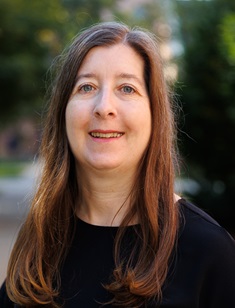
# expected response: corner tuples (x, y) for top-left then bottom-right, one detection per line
(89, 129), (124, 133)
(89, 129), (124, 142)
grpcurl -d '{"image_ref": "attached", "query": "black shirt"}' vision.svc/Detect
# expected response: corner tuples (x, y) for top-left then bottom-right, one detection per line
(1, 199), (235, 307)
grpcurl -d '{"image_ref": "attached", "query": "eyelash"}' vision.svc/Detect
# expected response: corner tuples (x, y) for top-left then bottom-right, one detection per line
(120, 85), (136, 94)
(77, 83), (137, 95)
(78, 84), (95, 93)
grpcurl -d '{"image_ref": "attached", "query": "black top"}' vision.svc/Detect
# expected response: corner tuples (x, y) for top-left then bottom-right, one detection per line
(1, 199), (235, 307)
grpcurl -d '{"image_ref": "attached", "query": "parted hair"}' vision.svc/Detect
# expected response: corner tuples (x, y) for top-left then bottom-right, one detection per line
(6, 21), (179, 307)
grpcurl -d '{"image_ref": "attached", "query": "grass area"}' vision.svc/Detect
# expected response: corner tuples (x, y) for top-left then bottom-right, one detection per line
(0, 160), (28, 177)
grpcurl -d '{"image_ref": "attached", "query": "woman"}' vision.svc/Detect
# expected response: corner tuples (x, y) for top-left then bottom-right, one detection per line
(1, 22), (235, 308)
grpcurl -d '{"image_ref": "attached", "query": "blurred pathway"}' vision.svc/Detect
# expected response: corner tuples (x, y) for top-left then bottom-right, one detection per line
(0, 161), (41, 285)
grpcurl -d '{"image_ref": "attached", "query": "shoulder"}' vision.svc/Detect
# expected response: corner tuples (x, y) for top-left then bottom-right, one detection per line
(173, 199), (235, 306)
(0, 282), (15, 308)
(178, 198), (235, 246)
(177, 198), (235, 270)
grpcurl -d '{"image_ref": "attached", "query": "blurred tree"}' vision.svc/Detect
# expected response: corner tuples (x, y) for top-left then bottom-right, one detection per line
(0, 0), (114, 126)
(115, 0), (179, 86)
(176, 0), (235, 232)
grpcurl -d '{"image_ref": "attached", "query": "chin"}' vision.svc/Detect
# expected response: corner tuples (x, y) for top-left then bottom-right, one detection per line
(84, 155), (122, 170)
(90, 162), (121, 171)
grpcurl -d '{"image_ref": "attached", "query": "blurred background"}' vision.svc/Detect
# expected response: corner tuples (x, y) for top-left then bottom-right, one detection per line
(0, 0), (235, 284)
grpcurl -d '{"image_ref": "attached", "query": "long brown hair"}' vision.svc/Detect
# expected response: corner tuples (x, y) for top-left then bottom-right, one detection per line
(6, 22), (179, 307)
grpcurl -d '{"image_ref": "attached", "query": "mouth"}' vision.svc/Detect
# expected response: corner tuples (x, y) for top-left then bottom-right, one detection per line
(89, 132), (124, 138)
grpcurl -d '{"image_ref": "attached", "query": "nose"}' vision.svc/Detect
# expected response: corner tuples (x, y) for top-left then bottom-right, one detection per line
(93, 88), (117, 119)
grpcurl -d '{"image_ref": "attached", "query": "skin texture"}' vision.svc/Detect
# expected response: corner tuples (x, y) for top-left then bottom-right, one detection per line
(65, 43), (152, 225)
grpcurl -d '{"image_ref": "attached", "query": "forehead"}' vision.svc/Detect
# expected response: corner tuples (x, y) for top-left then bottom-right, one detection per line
(77, 43), (145, 77)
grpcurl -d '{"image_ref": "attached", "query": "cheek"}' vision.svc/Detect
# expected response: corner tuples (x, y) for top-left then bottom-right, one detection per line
(132, 105), (151, 135)
(65, 105), (74, 137)
(126, 107), (151, 155)
(65, 103), (83, 147)
(65, 104), (84, 155)
(66, 99), (80, 120)
(65, 101), (87, 131)
(139, 107), (152, 146)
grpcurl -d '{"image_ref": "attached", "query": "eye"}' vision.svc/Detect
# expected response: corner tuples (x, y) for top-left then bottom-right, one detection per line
(121, 85), (135, 94)
(79, 84), (94, 93)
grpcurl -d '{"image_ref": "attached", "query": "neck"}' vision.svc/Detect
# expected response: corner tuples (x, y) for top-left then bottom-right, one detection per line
(76, 166), (136, 226)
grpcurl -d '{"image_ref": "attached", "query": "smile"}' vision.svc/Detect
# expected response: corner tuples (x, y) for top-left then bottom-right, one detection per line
(90, 132), (124, 138)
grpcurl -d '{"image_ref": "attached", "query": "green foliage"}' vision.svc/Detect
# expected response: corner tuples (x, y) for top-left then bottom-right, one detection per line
(0, 0), (115, 125)
(176, 0), (235, 230)
(0, 160), (27, 177)
(0, 0), (173, 126)
(219, 13), (235, 65)
(114, 1), (171, 34)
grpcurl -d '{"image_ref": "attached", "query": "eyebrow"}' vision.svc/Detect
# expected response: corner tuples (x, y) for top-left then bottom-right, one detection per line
(117, 73), (145, 87)
(75, 72), (145, 87)
(75, 73), (96, 83)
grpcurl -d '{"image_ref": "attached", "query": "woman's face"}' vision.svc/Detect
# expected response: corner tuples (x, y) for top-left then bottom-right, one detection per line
(65, 43), (151, 175)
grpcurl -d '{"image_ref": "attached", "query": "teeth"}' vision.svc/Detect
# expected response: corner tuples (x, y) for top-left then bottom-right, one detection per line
(90, 132), (123, 138)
